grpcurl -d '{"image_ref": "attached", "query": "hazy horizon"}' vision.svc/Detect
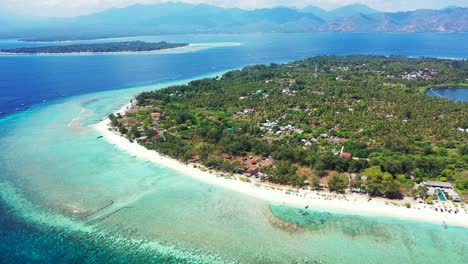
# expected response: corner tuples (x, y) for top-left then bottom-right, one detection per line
(1, 0), (467, 18)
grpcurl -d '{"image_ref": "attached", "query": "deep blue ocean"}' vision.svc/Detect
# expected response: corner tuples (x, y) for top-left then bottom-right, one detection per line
(0, 33), (467, 263)
(1, 33), (468, 115)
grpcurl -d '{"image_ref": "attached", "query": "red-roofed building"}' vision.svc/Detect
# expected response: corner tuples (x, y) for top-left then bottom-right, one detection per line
(245, 168), (259, 177)
(340, 152), (352, 159)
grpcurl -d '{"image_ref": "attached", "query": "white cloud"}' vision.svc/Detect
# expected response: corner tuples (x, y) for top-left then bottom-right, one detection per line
(1, 0), (467, 17)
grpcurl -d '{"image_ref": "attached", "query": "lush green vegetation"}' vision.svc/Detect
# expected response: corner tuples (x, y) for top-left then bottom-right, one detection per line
(112, 55), (468, 199)
(1, 41), (188, 54)
(328, 175), (349, 193)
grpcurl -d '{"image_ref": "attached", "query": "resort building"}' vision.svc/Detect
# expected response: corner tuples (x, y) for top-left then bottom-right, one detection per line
(422, 181), (461, 202)
(424, 181), (453, 190)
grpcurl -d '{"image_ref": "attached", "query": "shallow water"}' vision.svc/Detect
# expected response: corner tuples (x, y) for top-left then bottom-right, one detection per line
(0, 33), (467, 263)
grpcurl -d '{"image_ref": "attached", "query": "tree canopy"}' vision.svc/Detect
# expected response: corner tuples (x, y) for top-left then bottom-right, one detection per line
(113, 55), (468, 199)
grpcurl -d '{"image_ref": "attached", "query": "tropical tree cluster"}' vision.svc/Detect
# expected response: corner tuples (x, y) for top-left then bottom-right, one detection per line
(113, 55), (468, 199)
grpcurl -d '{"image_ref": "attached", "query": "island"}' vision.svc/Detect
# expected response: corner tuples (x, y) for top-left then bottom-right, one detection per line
(18, 36), (117, 43)
(0, 41), (189, 54)
(105, 55), (467, 215)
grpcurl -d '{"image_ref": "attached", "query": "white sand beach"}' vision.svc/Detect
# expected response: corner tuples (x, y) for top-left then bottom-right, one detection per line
(92, 104), (468, 228)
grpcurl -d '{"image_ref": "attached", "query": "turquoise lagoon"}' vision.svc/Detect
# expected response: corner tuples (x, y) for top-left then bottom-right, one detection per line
(1, 77), (467, 263)
(0, 33), (468, 263)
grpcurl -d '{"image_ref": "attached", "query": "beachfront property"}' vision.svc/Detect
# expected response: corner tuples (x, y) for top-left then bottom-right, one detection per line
(422, 181), (461, 202)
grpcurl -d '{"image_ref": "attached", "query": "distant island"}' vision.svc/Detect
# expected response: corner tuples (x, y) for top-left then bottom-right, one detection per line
(0, 41), (189, 54)
(108, 55), (468, 203)
(18, 37), (115, 43)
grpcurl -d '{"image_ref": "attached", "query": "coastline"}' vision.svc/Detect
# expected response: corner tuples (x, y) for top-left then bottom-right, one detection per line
(0, 42), (241, 56)
(92, 103), (468, 228)
(419, 83), (468, 94)
(426, 86), (468, 102)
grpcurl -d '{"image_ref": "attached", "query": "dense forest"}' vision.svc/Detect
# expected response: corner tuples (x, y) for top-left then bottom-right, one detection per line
(0, 41), (188, 54)
(111, 55), (468, 200)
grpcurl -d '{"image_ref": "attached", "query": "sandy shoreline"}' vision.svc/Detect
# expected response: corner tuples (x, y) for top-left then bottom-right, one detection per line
(92, 103), (468, 228)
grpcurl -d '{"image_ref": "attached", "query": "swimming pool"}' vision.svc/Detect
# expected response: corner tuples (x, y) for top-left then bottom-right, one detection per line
(437, 189), (447, 201)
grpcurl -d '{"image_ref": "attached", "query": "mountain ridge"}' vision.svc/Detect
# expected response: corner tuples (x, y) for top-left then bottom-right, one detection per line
(320, 7), (468, 32)
(2, 3), (467, 40)
(301, 4), (381, 21)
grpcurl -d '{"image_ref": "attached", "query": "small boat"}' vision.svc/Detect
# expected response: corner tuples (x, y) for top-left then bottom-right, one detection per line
(305, 205), (309, 209)
(97, 136), (103, 139)
(442, 222), (447, 229)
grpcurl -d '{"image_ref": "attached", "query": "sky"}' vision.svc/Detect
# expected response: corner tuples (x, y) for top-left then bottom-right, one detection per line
(1, 0), (467, 17)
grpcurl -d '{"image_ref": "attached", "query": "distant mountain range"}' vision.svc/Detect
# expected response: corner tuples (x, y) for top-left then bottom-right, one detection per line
(321, 6), (468, 32)
(301, 4), (380, 21)
(2, 3), (467, 40)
